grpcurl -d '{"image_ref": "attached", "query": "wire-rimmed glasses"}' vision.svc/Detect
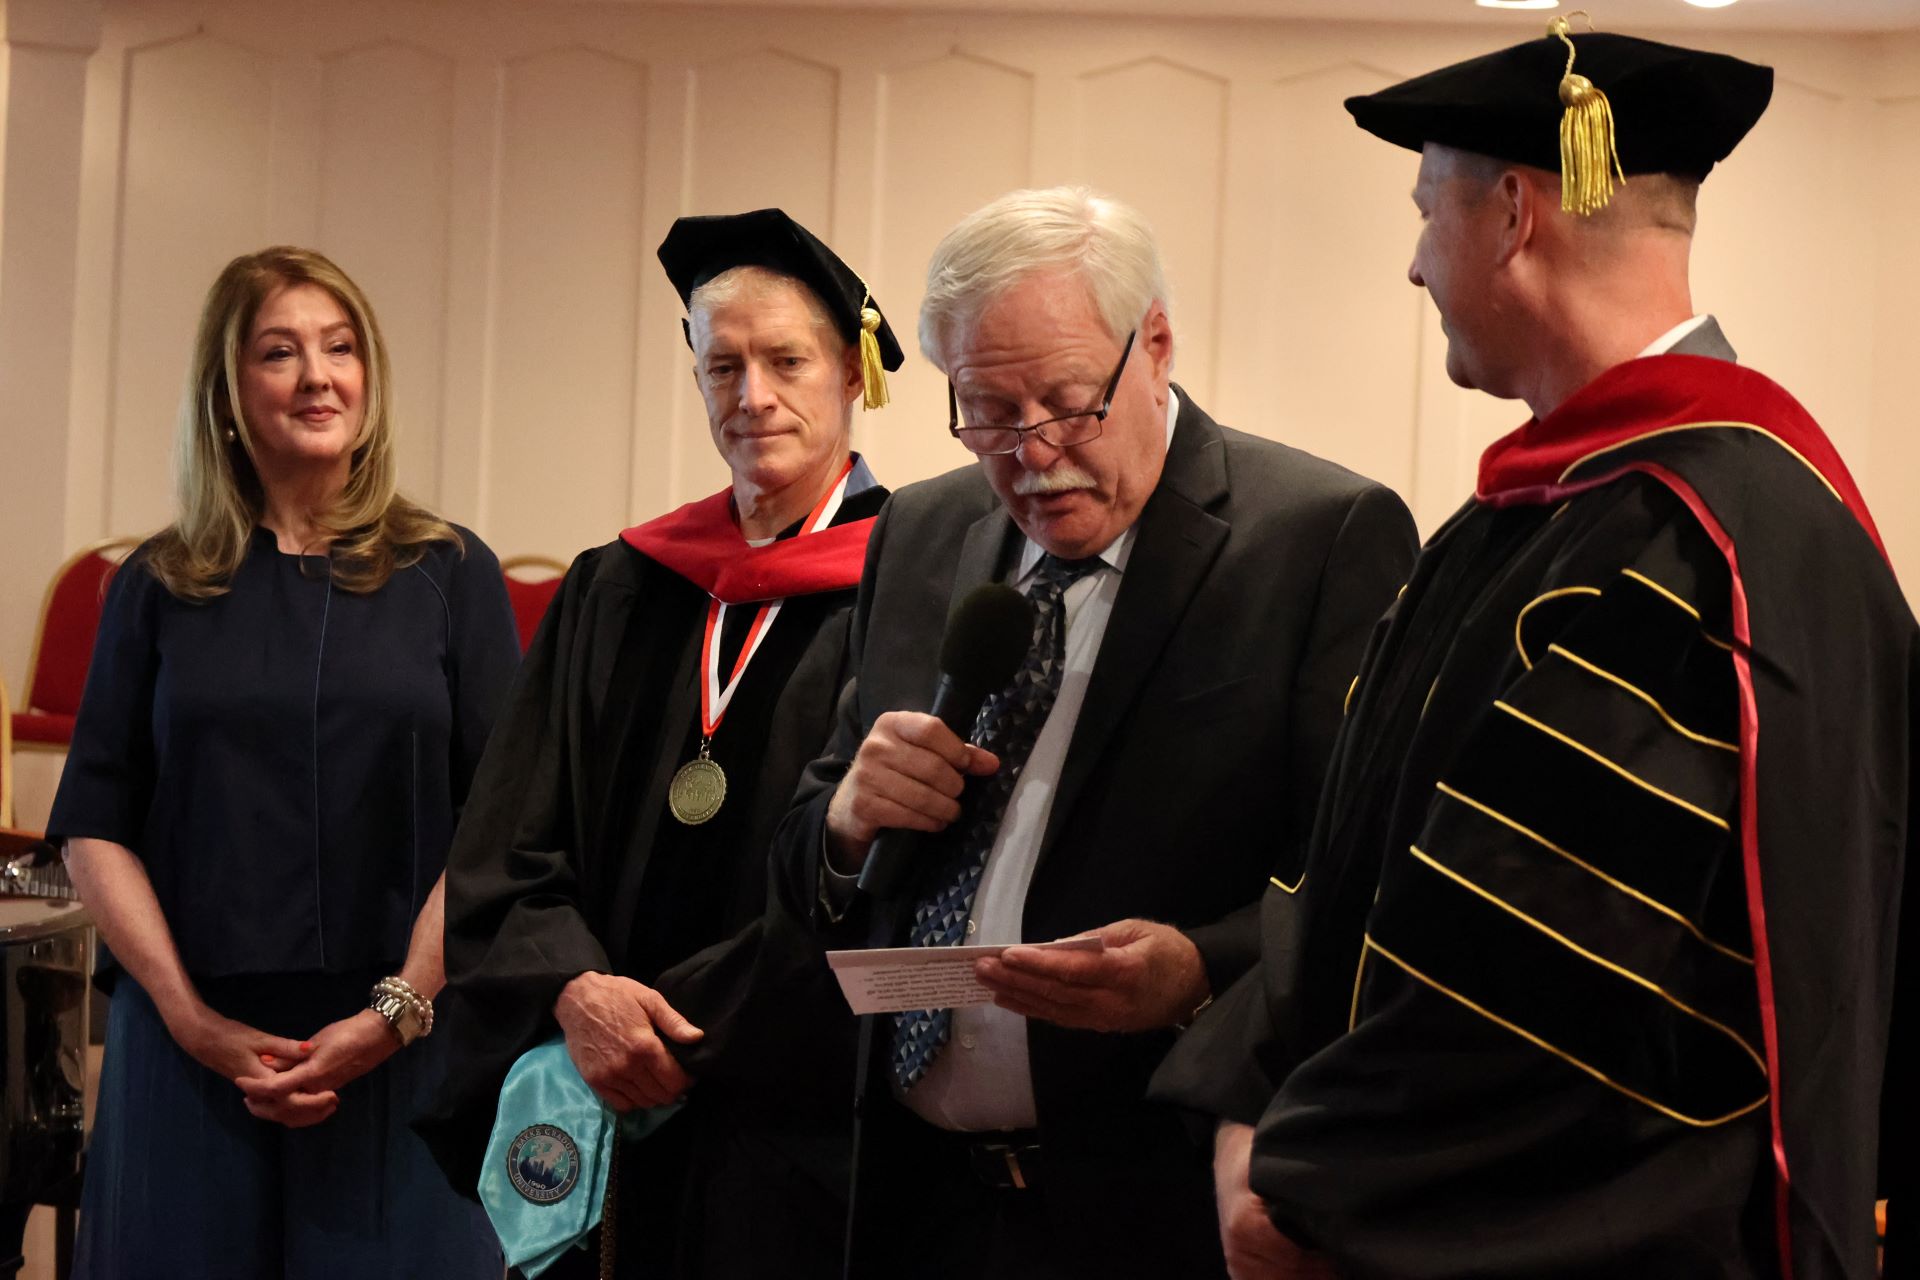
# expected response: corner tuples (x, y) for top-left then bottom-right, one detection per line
(947, 330), (1136, 456)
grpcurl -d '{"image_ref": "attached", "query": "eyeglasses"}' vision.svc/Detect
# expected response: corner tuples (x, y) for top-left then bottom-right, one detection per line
(947, 330), (1136, 456)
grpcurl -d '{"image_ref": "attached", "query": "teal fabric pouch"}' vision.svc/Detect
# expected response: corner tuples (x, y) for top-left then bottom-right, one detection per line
(479, 1038), (678, 1278)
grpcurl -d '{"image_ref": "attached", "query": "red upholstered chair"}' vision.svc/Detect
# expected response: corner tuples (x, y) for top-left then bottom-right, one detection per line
(500, 554), (567, 653)
(13, 536), (140, 755)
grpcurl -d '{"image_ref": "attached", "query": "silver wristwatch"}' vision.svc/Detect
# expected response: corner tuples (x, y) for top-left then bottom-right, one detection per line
(368, 977), (433, 1047)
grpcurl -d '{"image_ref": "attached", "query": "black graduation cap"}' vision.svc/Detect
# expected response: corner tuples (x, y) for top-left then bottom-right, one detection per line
(1345, 20), (1773, 214)
(657, 208), (903, 409)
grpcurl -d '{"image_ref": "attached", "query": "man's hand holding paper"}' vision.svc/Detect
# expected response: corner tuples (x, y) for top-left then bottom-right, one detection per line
(978, 917), (1210, 1032)
(828, 935), (1104, 1015)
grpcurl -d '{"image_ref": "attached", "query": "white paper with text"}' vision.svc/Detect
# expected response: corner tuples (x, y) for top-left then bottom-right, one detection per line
(826, 935), (1105, 1015)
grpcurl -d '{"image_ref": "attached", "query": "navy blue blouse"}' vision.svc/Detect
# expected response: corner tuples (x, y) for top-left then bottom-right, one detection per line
(49, 525), (521, 980)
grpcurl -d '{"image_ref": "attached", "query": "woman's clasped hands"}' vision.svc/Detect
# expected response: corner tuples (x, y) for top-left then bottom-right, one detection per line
(173, 1001), (403, 1129)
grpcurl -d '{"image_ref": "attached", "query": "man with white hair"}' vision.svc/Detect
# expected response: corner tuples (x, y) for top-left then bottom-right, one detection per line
(771, 186), (1418, 1277)
(423, 209), (902, 1278)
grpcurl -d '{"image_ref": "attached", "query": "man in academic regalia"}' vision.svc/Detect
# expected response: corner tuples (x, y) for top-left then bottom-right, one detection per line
(417, 209), (904, 1278)
(1152, 19), (1916, 1280)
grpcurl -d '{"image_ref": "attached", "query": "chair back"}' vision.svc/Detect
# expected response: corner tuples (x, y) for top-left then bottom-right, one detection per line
(500, 555), (567, 653)
(16, 537), (140, 748)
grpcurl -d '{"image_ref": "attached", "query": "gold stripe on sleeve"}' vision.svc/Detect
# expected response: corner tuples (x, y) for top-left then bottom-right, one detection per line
(1514, 586), (1603, 670)
(1492, 701), (1731, 830)
(1364, 933), (1768, 1128)
(1619, 568), (1735, 650)
(1434, 782), (1752, 965)
(1348, 937), (1374, 1031)
(1407, 844), (1764, 1071)
(1546, 644), (1739, 753)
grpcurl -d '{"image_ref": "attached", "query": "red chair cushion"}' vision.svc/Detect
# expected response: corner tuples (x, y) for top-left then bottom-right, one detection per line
(28, 551), (124, 717)
(11, 712), (76, 746)
(504, 575), (561, 653)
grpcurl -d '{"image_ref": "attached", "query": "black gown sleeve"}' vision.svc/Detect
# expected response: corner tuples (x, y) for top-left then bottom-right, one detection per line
(1253, 511), (1762, 1278)
(46, 547), (161, 852)
(1180, 484), (1417, 997)
(420, 550), (612, 1193)
(1883, 654), (1919, 1278)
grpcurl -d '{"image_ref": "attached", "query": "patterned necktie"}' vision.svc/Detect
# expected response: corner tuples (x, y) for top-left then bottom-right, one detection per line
(891, 552), (1105, 1090)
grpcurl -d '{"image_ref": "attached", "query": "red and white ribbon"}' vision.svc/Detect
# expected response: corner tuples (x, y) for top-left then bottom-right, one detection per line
(697, 459), (855, 739)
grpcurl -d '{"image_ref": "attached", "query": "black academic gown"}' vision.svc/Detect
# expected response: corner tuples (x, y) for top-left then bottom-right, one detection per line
(419, 483), (887, 1280)
(1155, 344), (1914, 1279)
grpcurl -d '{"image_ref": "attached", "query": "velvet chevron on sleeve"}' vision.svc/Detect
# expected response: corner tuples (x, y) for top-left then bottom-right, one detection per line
(1370, 538), (1760, 1133)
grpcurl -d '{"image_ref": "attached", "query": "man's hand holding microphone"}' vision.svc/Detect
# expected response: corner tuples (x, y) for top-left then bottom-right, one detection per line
(827, 584), (1209, 1033)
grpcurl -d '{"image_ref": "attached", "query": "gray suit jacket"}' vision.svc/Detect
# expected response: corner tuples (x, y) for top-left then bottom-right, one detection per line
(773, 388), (1419, 1276)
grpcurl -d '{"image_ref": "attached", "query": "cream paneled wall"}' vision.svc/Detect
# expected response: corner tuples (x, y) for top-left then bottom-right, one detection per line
(5, 0), (1920, 749)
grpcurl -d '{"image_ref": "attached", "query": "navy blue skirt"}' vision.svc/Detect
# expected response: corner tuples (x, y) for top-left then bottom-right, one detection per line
(77, 974), (502, 1280)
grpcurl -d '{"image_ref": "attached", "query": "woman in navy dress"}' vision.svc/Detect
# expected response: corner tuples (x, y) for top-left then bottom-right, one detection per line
(49, 246), (519, 1278)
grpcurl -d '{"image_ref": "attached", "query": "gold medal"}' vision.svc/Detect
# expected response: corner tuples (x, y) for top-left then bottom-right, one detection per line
(668, 754), (727, 825)
(674, 461), (856, 828)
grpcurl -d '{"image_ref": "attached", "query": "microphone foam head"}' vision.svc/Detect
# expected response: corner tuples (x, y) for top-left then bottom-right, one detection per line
(940, 583), (1034, 699)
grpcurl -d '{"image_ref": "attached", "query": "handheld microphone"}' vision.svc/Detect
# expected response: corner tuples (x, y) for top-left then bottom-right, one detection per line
(856, 582), (1033, 899)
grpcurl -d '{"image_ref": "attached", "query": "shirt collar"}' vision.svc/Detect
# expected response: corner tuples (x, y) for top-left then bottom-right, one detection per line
(1636, 314), (1711, 359)
(1012, 387), (1178, 583)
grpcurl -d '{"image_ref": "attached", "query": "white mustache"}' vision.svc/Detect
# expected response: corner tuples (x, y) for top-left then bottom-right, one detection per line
(1011, 465), (1098, 496)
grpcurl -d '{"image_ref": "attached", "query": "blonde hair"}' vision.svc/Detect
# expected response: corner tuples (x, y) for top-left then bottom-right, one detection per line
(688, 264), (846, 354)
(918, 186), (1169, 373)
(145, 246), (460, 600)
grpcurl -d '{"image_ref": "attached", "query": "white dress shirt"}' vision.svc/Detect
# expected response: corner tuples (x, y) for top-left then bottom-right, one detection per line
(900, 388), (1181, 1132)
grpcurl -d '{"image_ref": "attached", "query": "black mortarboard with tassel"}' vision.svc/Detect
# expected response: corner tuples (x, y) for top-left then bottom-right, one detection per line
(658, 208), (903, 409)
(1344, 14), (1773, 215)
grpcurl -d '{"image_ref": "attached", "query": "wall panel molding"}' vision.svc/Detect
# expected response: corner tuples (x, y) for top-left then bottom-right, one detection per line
(319, 41), (457, 506)
(1077, 57), (1229, 406)
(17, 0), (1910, 632)
(483, 46), (648, 556)
(868, 48), (1035, 487)
(108, 31), (276, 533)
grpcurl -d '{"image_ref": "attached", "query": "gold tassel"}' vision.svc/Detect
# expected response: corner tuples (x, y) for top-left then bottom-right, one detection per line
(1550, 13), (1625, 216)
(858, 296), (890, 411)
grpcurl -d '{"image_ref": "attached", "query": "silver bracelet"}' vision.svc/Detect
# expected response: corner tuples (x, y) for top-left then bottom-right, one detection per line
(368, 976), (434, 1046)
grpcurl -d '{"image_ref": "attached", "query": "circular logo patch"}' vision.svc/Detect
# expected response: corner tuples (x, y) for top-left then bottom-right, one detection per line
(506, 1123), (581, 1204)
